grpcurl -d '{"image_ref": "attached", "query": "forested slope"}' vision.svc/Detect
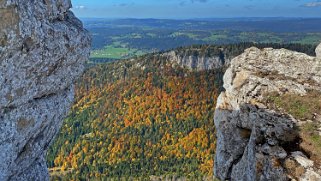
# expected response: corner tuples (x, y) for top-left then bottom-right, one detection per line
(47, 43), (316, 180)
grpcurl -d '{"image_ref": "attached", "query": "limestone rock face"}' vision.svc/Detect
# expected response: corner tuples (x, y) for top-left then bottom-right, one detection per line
(214, 44), (321, 180)
(0, 0), (91, 180)
(163, 50), (231, 71)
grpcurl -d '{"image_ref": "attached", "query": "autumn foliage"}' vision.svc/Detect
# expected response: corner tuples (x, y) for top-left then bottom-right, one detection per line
(47, 53), (222, 180)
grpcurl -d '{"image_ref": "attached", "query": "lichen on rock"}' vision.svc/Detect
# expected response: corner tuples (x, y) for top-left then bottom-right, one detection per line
(214, 43), (321, 180)
(0, 0), (91, 180)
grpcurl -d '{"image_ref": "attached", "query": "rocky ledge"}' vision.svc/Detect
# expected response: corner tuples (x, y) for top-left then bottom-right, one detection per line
(0, 0), (90, 180)
(214, 43), (321, 180)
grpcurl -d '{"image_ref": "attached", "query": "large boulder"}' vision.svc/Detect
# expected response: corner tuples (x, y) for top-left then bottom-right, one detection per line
(214, 44), (321, 180)
(0, 0), (91, 180)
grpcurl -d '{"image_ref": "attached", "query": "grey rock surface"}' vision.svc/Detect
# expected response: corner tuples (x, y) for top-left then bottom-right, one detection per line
(163, 50), (231, 71)
(0, 0), (91, 180)
(214, 44), (321, 180)
(317, 43), (321, 59)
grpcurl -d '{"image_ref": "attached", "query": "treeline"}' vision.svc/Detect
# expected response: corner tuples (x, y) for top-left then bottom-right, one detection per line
(90, 42), (317, 65)
(172, 42), (317, 59)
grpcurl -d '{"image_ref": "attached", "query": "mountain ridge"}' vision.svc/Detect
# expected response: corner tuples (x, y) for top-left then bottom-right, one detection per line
(1, 1), (320, 179)
(47, 43), (318, 180)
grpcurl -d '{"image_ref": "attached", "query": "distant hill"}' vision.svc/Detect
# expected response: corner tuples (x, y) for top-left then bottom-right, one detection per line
(83, 18), (321, 33)
(85, 18), (321, 63)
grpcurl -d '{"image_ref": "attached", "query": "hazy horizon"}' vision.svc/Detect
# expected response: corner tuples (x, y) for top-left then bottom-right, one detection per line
(78, 17), (321, 20)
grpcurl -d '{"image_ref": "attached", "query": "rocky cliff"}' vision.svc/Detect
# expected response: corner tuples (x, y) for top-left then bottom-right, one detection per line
(214, 43), (321, 180)
(161, 44), (317, 71)
(163, 49), (230, 71)
(0, 0), (90, 180)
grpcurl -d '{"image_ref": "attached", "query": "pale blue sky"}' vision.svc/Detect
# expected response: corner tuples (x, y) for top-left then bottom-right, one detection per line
(71, 0), (321, 18)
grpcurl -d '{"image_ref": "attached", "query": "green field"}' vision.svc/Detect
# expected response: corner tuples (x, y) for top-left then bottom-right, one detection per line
(91, 44), (145, 59)
(203, 33), (229, 42)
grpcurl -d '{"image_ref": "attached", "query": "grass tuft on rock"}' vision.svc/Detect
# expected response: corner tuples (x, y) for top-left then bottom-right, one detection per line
(266, 90), (321, 121)
(300, 122), (321, 166)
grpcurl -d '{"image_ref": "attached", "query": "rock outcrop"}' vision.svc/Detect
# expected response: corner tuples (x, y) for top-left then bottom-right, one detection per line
(163, 50), (230, 71)
(214, 44), (321, 180)
(0, 0), (91, 180)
